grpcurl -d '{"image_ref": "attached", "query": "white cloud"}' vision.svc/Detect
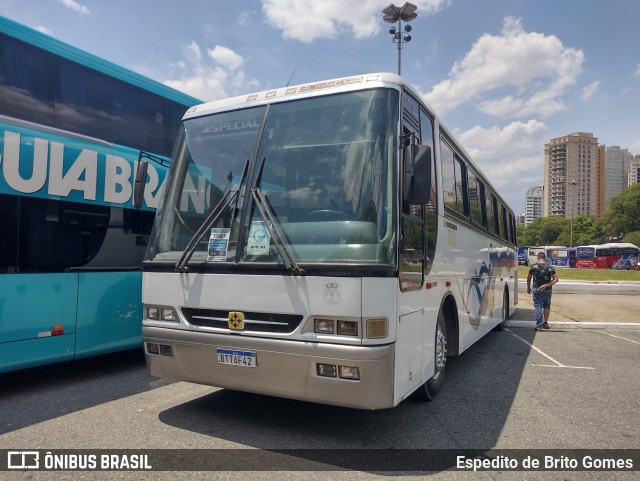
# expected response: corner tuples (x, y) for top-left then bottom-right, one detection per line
(580, 81), (600, 101)
(186, 41), (202, 63)
(57, 0), (90, 15)
(208, 46), (244, 71)
(261, 0), (449, 43)
(422, 17), (584, 119)
(456, 120), (549, 196)
(34, 26), (53, 35)
(164, 43), (257, 102)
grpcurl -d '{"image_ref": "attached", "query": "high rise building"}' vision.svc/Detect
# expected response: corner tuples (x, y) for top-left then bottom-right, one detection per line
(596, 145), (606, 218)
(524, 184), (543, 225)
(629, 155), (640, 186)
(543, 132), (598, 218)
(604, 146), (633, 210)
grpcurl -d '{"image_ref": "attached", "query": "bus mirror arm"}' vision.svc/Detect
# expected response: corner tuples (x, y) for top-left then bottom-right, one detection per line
(133, 155), (149, 209)
(403, 144), (432, 205)
(134, 150), (171, 209)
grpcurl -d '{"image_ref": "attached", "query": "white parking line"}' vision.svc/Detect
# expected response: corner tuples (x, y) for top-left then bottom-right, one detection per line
(506, 328), (595, 370)
(594, 331), (640, 345)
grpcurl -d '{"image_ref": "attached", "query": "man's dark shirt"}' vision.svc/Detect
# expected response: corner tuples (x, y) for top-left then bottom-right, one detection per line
(528, 262), (556, 289)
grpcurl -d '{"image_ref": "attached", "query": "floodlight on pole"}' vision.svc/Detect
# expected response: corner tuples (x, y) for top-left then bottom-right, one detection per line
(569, 180), (577, 247)
(382, 2), (417, 75)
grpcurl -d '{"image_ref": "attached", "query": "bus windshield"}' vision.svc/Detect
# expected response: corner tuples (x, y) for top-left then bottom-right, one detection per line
(146, 89), (399, 268)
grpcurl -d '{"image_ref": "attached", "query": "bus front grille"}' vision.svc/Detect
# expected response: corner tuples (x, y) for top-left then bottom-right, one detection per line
(181, 308), (304, 334)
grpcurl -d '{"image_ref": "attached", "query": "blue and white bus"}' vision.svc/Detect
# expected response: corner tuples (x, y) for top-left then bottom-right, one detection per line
(138, 73), (518, 409)
(547, 247), (576, 268)
(0, 17), (200, 373)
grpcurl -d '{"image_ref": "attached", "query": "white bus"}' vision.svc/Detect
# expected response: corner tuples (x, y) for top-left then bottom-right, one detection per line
(527, 245), (566, 267)
(137, 73), (518, 410)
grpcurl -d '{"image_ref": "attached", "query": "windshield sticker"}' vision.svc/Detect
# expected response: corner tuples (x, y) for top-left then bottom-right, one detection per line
(247, 221), (271, 256)
(208, 228), (231, 262)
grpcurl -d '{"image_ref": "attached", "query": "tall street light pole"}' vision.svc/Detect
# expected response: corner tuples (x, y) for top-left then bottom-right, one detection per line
(382, 2), (417, 75)
(569, 180), (577, 247)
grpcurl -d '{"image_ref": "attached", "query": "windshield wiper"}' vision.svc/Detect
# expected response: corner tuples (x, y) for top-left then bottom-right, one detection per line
(175, 160), (248, 272)
(250, 157), (304, 276)
(251, 187), (304, 276)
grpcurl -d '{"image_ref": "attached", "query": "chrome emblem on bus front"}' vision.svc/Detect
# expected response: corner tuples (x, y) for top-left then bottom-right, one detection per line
(228, 311), (244, 330)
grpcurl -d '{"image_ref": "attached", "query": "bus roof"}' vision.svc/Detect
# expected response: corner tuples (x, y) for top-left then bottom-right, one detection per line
(183, 71), (515, 215)
(0, 16), (201, 106)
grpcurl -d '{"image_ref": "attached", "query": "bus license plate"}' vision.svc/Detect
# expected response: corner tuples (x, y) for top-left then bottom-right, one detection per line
(216, 349), (256, 368)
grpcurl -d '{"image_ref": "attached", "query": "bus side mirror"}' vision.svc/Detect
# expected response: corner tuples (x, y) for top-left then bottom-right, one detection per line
(133, 152), (149, 209)
(403, 144), (432, 205)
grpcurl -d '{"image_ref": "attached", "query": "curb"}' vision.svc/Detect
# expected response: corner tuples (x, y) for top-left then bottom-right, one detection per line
(516, 281), (640, 295)
(507, 320), (640, 330)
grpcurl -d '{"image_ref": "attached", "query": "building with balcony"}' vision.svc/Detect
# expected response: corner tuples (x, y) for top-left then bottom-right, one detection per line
(543, 132), (598, 218)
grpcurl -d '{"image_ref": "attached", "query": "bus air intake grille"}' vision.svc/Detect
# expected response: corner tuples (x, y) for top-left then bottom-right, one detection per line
(181, 308), (304, 334)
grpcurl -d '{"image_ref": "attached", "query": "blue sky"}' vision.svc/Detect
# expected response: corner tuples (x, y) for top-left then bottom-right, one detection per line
(2, 0), (640, 213)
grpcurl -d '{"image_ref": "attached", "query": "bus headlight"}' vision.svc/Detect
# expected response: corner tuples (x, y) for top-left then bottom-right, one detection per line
(337, 320), (358, 336)
(339, 366), (360, 380)
(314, 319), (334, 334)
(366, 318), (387, 339)
(146, 305), (178, 322)
(161, 307), (177, 322)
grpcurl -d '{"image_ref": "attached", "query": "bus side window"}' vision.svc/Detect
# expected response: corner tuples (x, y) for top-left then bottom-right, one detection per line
(18, 198), (109, 272)
(0, 194), (19, 273)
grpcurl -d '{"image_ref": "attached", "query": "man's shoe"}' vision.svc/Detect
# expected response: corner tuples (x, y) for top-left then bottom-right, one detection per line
(543, 322), (550, 329)
(535, 326), (543, 331)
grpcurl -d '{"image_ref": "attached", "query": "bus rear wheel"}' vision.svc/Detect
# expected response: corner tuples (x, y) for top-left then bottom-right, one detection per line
(494, 288), (509, 331)
(413, 310), (447, 401)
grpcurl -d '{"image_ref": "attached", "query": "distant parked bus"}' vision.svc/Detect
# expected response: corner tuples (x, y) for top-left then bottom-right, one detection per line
(547, 247), (576, 268)
(527, 246), (565, 266)
(517, 246), (528, 266)
(575, 243), (639, 269)
(0, 17), (200, 373)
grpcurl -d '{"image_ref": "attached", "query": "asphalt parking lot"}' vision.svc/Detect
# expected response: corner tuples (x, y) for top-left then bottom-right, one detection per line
(0, 291), (638, 480)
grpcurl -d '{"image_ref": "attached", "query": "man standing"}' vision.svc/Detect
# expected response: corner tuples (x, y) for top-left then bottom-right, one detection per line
(527, 252), (558, 331)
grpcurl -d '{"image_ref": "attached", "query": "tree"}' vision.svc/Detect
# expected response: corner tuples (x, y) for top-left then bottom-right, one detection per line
(622, 231), (640, 247)
(603, 184), (640, 240)
(556, 213), (594, 246)
(519, 216), (569, 246)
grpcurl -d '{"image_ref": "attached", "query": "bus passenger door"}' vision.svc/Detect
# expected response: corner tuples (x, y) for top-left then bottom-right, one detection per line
(0, 196), (78, 373)
(74, 207), (151, 358)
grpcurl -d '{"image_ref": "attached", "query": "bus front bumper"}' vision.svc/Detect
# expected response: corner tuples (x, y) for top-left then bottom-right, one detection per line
(143, 326), (396, 410)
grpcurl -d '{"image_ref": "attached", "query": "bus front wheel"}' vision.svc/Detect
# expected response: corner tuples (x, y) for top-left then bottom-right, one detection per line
(413, 310), (447, 401)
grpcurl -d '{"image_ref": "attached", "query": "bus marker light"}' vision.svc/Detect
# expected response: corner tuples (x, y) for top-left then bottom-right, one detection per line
(339, 366), (360, 380)
(446, 281), (452, 287)
(146, 343), (160, 355)
(337, 320), (358, 336)
(315, 319), (334, 334)
(426, 282), (437, 289)
(366, 319), (387, 339)
(316, 363), (337, 377)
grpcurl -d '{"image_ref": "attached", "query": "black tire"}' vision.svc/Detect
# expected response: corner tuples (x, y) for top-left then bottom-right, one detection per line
(494, 288), (508, 331)
(413, 310), (447, 401)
